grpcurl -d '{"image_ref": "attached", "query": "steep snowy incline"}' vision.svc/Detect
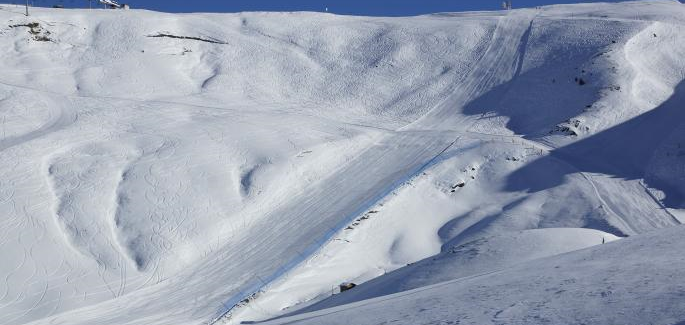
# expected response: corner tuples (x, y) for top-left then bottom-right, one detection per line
(408, 9), (536, 130)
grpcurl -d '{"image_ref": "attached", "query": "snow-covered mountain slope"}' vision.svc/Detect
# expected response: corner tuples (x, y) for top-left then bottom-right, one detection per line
(244, 228), (620, 322)
(291, 228), (621, 315)
(0, 1), (683, 325)
(263, 224), (685, 325)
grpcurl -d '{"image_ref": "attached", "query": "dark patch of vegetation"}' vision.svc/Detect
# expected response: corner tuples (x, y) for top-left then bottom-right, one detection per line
(147, 33), (227, 44)
(450, 181), (466, 193)
(345, 209), (381, 231)
(452, 182), (465, 189)
(9, 22), (54, 42)
(551, 119), (590, 137)
(10, 22), (40, 30)
(554, 126), (577, 136)
(572, 76), (587, 85)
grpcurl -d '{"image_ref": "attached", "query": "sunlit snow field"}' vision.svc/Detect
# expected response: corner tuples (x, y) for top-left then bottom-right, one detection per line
(0, 1), (684, 325)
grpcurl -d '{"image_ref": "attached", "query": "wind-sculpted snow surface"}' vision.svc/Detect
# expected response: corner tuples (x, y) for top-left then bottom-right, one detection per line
(262, 225), (685, 325)
(279, 228), (622, 316)
(0, 1), (684, 325)
(46, 142), (139, 272)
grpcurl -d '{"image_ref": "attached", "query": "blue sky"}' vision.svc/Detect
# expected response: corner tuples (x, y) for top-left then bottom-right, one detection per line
(11, 0), (678, 15)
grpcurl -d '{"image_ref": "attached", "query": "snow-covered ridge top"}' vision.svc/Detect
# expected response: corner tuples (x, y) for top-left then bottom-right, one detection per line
(1, 0), (682, 17)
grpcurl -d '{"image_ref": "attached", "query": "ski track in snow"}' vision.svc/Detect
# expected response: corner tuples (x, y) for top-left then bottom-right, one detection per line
(207, 10), (540, 323)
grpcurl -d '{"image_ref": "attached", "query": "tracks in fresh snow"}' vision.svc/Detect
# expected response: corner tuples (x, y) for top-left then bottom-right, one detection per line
(17, 10), (539, 325)
(0, 94), (76, 152)
(207, 132), (460, 324)
(466, 131), (680, 235)
(405, 10), (537, 131)
(8, 7), (679, 325)
(209, 10), (540, 324)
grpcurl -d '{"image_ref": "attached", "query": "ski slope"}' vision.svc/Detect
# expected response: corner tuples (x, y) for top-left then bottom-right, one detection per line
(0, 1), (683, 325)
(262, 225), (685, 325)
